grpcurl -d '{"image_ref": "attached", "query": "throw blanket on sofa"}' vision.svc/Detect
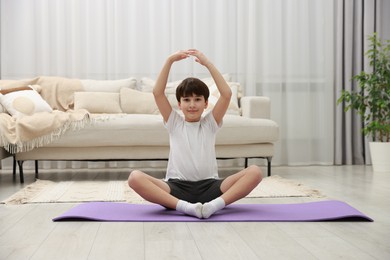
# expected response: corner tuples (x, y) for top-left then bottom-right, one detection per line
(0, 109), (92, 154)
(36, 76), (83, 111)
(0, 76), (92, 153)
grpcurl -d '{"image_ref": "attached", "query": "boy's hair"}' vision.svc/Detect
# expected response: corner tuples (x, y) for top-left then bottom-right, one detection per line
(176, 77), (209, 102)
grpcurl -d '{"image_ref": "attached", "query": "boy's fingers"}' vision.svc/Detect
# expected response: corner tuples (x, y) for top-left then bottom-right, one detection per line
(176, 51), (190, 59)
(187, 49), (200, 56)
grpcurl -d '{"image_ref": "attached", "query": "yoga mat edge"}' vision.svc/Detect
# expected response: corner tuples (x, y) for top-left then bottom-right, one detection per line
(52, 200), (373, 222)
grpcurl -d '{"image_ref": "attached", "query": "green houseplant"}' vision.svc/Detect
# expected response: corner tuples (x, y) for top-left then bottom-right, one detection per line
(337, 33), (390, 172)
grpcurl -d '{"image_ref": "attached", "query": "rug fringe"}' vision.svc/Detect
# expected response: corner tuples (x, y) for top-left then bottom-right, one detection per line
(1, 179), (53, 205)
(247, 175), (325, 198)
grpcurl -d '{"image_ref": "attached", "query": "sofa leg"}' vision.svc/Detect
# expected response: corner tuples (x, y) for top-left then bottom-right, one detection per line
(17, 160), (25, 184)
(13, 156), (16, 177)
(266, 156), (272, 177)
(244, 158), (248, 168)
(35, 160), (39, 179)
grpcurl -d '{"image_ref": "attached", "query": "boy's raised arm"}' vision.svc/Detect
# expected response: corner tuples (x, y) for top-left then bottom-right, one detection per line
(153, 51), (190, 122)
(188, 49), (232, 125)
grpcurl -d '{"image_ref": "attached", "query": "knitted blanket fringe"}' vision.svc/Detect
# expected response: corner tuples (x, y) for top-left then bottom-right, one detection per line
(1, 113), (94, 154)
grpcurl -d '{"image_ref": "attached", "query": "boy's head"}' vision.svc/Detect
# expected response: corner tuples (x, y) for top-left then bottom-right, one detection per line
(175, 77), (209, 102)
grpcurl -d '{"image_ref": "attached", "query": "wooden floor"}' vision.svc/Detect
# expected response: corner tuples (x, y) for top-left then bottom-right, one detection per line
(0, 165), (389, 260)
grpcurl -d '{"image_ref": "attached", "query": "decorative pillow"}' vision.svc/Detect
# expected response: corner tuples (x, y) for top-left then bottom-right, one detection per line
(80, 78), (137, 93)
(74, 92), (122, 113)
(120, 87), (159, 114)
(205, 82), (241, 115)
(0, 85), (53, 117)
(166, 94), (180, 111)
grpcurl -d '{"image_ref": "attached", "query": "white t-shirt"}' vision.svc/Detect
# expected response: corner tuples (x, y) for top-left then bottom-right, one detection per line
(164, 110), (222, 181)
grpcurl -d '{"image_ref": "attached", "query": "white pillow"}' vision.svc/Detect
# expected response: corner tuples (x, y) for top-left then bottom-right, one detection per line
(201, 74), (232, 87)
(166, 94), (180, 111)
(0, 86), (53, 117)
(120, 87), (159, 114)
(74, 92), (122, 113)
(140, 74), (232, 94)
(140, 77), (182, 94)
(80, 78), (137, 92)
(206, 83), (241, 115)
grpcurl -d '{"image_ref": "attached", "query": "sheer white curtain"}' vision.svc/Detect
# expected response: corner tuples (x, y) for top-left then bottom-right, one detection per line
(256, 0), (335, 165)
(0, 0), (334, 169)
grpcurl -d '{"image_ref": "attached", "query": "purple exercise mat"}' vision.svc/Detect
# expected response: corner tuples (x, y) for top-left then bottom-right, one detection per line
(52, 200), (373, 222)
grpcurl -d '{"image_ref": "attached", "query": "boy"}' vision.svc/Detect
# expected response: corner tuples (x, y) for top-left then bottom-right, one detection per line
(128, 49), (262, 218)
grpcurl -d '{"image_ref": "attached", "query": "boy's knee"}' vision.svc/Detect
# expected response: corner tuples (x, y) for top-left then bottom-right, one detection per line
(247, 165), (263, 183)
(128, 170), (144, 188)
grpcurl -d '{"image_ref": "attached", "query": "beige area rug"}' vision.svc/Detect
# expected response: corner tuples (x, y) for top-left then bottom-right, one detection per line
(1, 175), (324, 205)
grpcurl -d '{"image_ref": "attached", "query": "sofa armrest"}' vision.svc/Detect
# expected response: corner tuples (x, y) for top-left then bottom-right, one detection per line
(240, 96), (271, 119)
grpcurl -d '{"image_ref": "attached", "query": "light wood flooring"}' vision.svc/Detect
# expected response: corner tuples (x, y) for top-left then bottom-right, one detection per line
(0, 165), (389, 260)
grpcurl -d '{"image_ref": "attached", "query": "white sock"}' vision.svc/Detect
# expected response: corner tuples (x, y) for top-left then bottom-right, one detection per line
(202, 197), (226, 219)
(176, 200), (203, 219)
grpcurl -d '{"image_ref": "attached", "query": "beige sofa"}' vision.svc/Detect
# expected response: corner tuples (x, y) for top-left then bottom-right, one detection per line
(0, 76), (279, 183)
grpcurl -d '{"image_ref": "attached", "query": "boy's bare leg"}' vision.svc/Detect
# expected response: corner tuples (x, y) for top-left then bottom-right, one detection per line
(202, 165), (262, 218)
(220, 165), (263, 204)
(128, 170), (176, 208)
(128, 170), (202, 218)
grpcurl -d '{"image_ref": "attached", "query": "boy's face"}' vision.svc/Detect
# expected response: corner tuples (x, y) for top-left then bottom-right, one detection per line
(178, 94), (208, 122)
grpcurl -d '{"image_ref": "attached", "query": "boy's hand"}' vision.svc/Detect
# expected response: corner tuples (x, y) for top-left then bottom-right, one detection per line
(188, 49), (211, 67)
(168, 50), (191, 63)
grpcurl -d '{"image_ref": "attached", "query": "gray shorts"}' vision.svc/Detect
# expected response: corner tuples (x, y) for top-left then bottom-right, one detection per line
(166, 178), (224, 204)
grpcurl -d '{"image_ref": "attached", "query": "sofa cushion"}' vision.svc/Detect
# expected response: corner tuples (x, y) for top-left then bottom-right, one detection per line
(80, 78), (137, 92)
(120, 88), (159, 114)
(74, 92), (122, 113)
(0, 85), (53, 117)
(46, 114), (279, 147)
(47, 114), (169, 147)
(217, 115), (279, 144)
(206, 83), (241, 115)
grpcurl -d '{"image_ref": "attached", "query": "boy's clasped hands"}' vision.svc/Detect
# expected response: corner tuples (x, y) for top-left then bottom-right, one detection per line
(169, 49), (211, 67)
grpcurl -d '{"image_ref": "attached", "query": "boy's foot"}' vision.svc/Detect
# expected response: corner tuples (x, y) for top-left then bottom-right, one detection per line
(202, 197), (226, 219)
(176, 200), (203, 218)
